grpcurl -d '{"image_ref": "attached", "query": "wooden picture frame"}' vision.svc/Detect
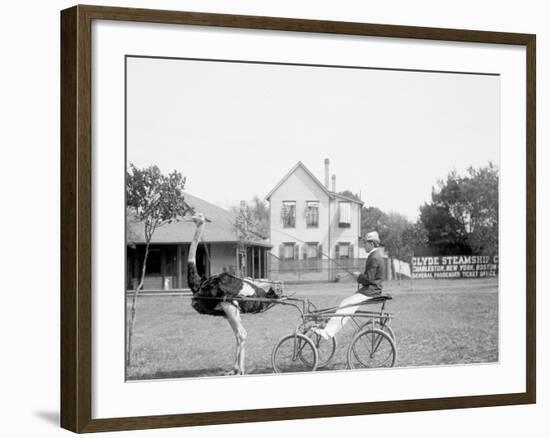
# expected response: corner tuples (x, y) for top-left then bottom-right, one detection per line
(60, 4), (536, 433)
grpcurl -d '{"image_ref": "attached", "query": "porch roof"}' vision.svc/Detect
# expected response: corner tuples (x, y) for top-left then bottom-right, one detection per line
(127, 192), (271, 247)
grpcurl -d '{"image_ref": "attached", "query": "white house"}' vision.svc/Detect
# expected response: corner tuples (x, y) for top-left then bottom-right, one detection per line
(265, 159), (363, 282)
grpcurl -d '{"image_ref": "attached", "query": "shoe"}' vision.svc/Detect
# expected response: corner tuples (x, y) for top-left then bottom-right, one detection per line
(312, 327), (330, 341)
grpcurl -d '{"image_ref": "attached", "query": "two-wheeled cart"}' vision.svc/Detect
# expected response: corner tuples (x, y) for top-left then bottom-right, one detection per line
(270, 295), (396, 373)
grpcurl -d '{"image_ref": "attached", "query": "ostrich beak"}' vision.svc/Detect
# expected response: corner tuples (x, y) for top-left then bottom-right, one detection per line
(182, 212), (211, 223)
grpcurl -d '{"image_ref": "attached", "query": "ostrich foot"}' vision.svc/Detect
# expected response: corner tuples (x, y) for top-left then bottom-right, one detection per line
(222, 367), (244, 376)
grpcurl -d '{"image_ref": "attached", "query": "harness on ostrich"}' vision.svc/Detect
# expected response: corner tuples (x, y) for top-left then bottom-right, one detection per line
(188, 232), (282, 315)
(191, 272), (283, 315)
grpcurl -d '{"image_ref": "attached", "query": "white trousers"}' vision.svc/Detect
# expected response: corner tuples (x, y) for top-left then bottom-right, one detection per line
(323, 293), (372, 338)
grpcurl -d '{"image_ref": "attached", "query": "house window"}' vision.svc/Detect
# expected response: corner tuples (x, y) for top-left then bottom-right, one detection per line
(282, 201), (296, 228)
(282, 242), (296, 260)
(336, 242), (351, 259)
(338, 202), (352, 227)
(303, 242), (322, 271)
(306, 201), (319, 228)
(304, 242), (320, 260)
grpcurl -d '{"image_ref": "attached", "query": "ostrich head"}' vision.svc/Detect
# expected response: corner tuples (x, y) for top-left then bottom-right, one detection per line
(185, 212), (206, 226)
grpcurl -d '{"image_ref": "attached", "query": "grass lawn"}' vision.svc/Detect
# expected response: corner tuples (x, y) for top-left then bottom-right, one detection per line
(126, 278), (498, 380)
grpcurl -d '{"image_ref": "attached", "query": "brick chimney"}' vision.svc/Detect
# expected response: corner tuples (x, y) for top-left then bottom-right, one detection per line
(332, 174), (336, 192)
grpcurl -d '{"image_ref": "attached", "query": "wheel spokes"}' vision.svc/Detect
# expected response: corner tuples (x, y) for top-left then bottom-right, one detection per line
(349, 329), (396, 369)
(272, 334), (318, 373)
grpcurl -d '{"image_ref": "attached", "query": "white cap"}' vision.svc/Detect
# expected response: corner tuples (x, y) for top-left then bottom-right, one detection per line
(364, 231), (380, 243)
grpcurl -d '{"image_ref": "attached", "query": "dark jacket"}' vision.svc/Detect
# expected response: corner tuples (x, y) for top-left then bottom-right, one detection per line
(356, 249), (385, 296)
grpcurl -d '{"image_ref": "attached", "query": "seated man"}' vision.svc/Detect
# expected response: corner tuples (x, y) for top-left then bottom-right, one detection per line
(313, 231), (384, 340)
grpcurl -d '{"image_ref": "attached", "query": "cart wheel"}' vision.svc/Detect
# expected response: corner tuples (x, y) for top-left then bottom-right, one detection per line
(272, 333), (318, 373)
(359, 321), (396, 344)
(303, 330), (337, 368)
(347, 328), (397, 369)
(379, 324), (396, 344)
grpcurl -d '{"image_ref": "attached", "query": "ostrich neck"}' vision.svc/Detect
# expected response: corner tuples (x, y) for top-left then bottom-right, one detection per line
(188, 222), (205, 264)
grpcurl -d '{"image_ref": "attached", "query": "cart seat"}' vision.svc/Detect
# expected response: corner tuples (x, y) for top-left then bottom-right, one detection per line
(365, 294), (392, 304)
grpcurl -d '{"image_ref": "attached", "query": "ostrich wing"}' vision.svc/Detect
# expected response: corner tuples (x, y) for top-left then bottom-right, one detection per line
(191, 273), (241, 316)
(216, 273), (245, 296)
(192, 273), (277, 316)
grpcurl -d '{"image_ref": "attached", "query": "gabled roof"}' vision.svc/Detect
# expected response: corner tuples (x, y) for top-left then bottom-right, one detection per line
(127, 192), (271, 246)
(265, 161), (329, 200)
(265, 161), (363, 205)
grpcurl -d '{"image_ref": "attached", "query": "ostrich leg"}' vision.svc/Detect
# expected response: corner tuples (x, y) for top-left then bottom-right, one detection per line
(220, 301), (247, 375)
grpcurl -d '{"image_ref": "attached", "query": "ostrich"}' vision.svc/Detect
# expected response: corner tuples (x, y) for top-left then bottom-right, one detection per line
(185, 212), (281, 375)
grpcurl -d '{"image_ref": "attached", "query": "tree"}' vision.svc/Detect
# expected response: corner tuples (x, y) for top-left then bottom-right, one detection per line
(125, 163), (188, 365)
(383, 212), (416, 261)
(361, 207), (421, 262)
(361, 206), (388, 241)
(418, 202), (471, 255)
(338, 190), (363, 202)
(249, 195), (270, 238)
(231, 196), (269, 276)
(338, 192), (417, 260)
(461, 164), (499, 254)
(401, 221), (429, 259)
(419, 163), (499, 255)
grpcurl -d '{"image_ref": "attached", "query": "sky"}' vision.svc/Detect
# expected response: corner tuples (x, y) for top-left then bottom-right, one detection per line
(126, 56), (499, 220)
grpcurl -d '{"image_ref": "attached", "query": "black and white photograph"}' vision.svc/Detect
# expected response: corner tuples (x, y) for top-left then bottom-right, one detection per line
(1, 0), (545, 435)
(124, 56), (500, 380)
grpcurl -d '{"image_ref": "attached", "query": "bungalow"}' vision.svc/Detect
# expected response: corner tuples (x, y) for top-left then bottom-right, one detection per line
(126, 192), (271, 292)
